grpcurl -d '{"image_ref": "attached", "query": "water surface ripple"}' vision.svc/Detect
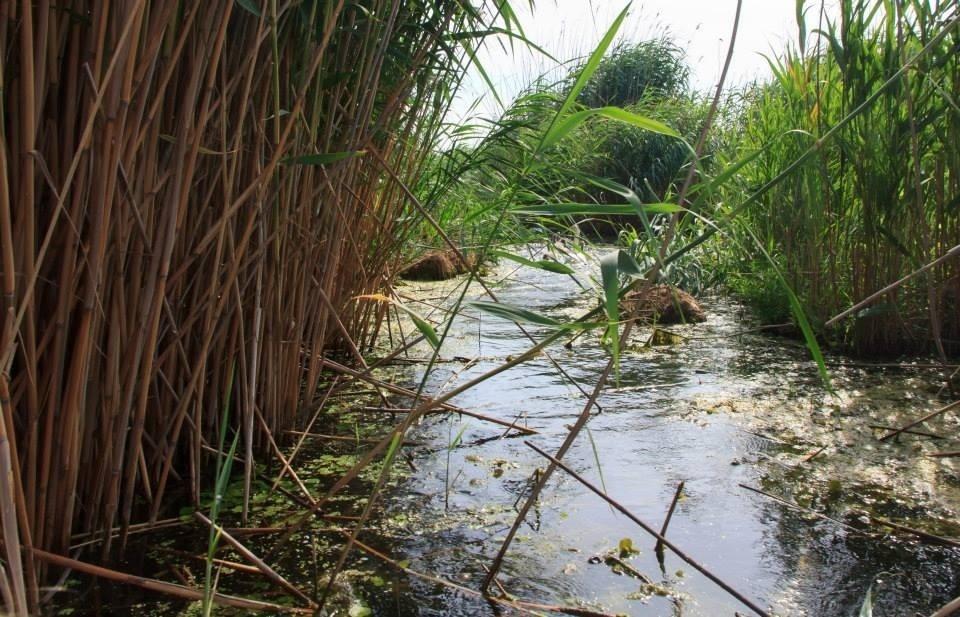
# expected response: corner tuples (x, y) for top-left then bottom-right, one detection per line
(378, 260), (960, 616)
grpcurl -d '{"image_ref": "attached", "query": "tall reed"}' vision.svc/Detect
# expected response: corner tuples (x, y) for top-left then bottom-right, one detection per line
(0, 0), (504, 609)
(733, 0), (960, 355)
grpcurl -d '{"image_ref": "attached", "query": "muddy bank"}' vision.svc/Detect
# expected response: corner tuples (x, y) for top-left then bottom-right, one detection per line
(621, 283), (706, 325)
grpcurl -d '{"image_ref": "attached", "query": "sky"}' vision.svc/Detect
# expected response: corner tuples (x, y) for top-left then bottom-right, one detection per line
(449, 0), (822, 122)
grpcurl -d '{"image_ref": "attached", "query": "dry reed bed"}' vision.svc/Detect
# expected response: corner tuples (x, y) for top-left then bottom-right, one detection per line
(0, 1), (485, 611)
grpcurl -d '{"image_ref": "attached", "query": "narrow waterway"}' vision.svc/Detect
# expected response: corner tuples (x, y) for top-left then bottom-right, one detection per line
(60, 253), (960, 617)
(370, 254), (960, 616)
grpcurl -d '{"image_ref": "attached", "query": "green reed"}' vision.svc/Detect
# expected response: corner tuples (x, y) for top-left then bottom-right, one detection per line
(731, 0), (960, 355)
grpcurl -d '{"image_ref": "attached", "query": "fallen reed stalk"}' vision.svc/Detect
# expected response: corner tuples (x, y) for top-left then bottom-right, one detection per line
(482, 321), (635, 591)
(345, 532), (619, 617)
(30, 548), (310, 614)
(868, 517), (960, 549)
(929, 594), (960, 617)
(879, 400), (960, 441)
(157, 548), (262, 576)
(799, 446), (828, 464)
(284, 430), (421, 447)
(738, 484), (866, 535)
(193, 512), (315, 608)
(528, 442), (772, 617)
(368, 145), (602, 412)
(655, 480), (685, 559)
(320, 358), (539, 435)
(869, 426), (944, 440)
(269, 378), (341, 493)
(824, 243), (960, 328)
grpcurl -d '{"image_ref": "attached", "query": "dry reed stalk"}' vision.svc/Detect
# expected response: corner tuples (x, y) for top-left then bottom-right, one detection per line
(319, 358), (539, 434)
(31, 548), (311, 614)
(530, 443), (772, 617)
(192, 512), (315, 608)
(346, 532), (620, 617)
(482, 321), (636, 591)
(0, 0), (495, 605)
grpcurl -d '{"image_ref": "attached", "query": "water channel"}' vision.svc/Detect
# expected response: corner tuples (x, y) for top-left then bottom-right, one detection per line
(366, 253), (960, 616)
(64, 252), (960, 617)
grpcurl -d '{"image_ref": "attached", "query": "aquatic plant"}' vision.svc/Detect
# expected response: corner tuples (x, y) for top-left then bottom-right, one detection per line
(2, 0), (957, 614)
(731, 0), (960, 355)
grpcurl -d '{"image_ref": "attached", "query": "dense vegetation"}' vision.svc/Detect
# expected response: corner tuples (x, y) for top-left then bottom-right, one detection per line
(0, 0), (957, 614)
(423, 0), (959, 357)
(0, 1), (520, 612)
(729, 0), (960, 356)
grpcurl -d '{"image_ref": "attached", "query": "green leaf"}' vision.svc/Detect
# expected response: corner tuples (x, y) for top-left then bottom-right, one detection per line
(514, 203), (632, 216)
(738, 225), (831, 389)
(445, 28), (556, 62)
(585, 426), (608, 495)
(216, 431), (241, 513)
(537, 4), (631, 153)
(629, 202), (683, 215)
(859, 584), (873, 617)
(384, 432), (403, 469)
(461, 41), (504, 110)
(449, 422), (470, 450)
(553, 7), (629, 124)
(583, 175), (667, 240)
(496, 0), (526, 40)
(513, 202), (679, 217)
(600, 252), (621, 372)
(796, 0), (807, 54)
(409, 313), (441, 351)
(595, 107), (678, 137)
(236, 0), (261, 17)
(541, 107), (679, 151)
(784, 285), (830, 388)
(469, 301), (601, 330)
(618, 537), (639, 557)
(282, 151), (364, 166)
(616, 250), (645, 278)
(491, 249), (575, 274)
(355, 294), (440, 350)
(693, 147), (766, 202)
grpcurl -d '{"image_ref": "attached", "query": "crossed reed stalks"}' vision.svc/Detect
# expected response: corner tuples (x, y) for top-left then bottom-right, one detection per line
(0, 1), (495, 611)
